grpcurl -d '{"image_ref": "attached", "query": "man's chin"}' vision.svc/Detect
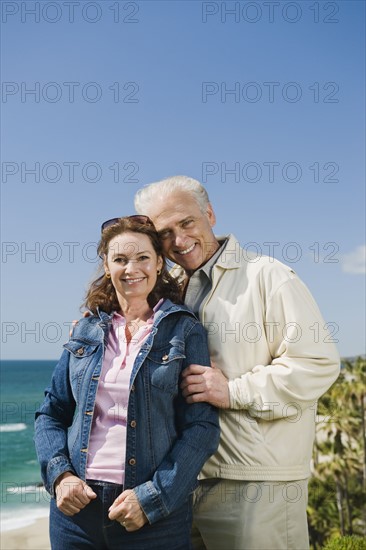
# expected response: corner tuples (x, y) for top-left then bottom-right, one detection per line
(173, 256), (200, 273)
(169, 246), (204, 271)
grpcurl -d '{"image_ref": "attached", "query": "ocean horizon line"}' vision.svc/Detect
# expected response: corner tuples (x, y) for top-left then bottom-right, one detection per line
(0, 359), (58, 362)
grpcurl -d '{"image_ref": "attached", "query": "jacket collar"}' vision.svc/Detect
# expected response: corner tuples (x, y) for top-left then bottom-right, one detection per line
(213, 234), (242, 270)
(94, 299), (196, 340)
(169, 233), (245, 280)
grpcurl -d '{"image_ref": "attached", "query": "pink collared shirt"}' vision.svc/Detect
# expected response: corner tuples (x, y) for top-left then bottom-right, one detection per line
(85, 301), (163, 484)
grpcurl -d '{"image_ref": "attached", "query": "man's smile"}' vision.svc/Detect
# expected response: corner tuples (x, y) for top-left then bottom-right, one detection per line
(175, 243), (196, 255)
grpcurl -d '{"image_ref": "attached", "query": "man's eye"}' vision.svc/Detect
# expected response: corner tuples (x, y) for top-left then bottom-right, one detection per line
(182, 219), (194, 227)
(159, 231), (170, 240)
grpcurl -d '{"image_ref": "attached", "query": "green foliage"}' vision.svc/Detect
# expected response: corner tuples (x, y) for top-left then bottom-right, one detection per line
(308, 356), (366, 548)
(322, 535), (366, 550)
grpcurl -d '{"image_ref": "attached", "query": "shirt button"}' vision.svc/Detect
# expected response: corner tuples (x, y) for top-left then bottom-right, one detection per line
(76, 347), (84, 355)
(130, 420), (136, 428)
(131, 384), (135, 392)
(162, 354), (169, 361)
(129, 458), (136, 466)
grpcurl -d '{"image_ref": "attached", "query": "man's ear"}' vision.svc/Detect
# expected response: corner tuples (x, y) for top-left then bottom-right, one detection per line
(206, 203), (216, 227)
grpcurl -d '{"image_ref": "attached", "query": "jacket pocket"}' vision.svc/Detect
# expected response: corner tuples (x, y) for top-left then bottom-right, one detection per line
(64, 340), (100, 397)
(148, 345), (186, 394)
(64, 340), (99, 358)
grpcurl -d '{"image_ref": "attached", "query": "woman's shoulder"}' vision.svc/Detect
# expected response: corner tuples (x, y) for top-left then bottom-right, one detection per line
(70, 311), (111, 341)
(159, 299), (197, 318)
(156, 300), (203, 334)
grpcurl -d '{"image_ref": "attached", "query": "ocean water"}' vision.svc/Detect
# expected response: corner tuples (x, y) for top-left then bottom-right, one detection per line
(0, 360), (57, 531)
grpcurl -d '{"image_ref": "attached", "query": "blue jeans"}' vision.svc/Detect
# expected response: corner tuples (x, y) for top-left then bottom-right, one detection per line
(50, 481), (193, 550)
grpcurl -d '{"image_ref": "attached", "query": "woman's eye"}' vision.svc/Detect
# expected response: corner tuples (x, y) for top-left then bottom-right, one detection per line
(114, 257), (126, 264)
(138, 255), (149, 261)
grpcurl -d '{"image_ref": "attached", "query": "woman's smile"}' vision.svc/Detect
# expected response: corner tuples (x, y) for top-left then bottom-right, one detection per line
(122, 277), (146, 285)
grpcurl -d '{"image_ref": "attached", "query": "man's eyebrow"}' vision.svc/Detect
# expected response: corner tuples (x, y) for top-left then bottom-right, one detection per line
(159, 216), (194, 230)
(157, 227), (171, 234)
(157, 216), (195, 236)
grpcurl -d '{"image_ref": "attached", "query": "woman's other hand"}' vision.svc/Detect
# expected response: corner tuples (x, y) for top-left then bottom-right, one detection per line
(108, 489), (148, 531)
(55, 472), (97, 516)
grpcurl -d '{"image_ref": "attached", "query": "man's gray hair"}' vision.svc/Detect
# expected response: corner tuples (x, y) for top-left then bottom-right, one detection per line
(134, 175), (210, 215)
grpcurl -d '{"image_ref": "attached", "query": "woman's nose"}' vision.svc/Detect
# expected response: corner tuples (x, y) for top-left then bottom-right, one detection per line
(124, 259), (137, 272)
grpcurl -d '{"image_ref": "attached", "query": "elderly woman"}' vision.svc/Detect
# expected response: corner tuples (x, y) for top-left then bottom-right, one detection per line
(34, 215), (220, 550)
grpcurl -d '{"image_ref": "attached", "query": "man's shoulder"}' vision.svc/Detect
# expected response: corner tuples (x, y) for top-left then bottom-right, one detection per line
(217, 234), (295, 274)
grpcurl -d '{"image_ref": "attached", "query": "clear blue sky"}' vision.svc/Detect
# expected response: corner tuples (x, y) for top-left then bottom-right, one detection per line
(1, 0), (365, 359)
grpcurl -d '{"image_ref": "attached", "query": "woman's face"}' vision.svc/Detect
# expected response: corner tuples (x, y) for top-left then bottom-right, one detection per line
(104, 231), (163, 305)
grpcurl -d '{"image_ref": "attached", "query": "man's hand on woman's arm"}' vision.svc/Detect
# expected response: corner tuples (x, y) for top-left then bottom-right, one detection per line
(181, 363), (230, 409)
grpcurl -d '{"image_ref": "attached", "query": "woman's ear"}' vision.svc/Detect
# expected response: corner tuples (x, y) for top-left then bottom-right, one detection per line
(157, 256), (164, 273)
(103, 257), (109, 275)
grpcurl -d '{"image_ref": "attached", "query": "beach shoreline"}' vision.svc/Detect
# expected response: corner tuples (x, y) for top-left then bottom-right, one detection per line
(1, 517), (50, 550)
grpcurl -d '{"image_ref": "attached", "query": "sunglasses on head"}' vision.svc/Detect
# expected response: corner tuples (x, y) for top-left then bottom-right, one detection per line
(101, 215), (154, 233)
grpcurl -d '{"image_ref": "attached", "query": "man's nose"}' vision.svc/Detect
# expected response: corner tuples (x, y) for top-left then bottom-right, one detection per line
(174, 229), (187, 248)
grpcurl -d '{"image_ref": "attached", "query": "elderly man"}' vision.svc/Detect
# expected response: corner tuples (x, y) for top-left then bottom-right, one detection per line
(134, 175), (340, 550)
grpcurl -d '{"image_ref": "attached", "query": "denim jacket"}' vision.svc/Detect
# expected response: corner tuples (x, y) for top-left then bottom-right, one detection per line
(34, 299), (220, 524)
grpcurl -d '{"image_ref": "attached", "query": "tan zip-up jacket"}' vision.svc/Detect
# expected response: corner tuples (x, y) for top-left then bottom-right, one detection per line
(172, 234), (340, 481)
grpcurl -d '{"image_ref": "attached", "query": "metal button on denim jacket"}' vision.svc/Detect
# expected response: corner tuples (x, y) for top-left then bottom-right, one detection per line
(34, 299), (220, 524)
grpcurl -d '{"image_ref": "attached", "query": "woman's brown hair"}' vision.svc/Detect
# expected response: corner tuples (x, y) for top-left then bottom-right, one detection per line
(84, 217), (182, 314)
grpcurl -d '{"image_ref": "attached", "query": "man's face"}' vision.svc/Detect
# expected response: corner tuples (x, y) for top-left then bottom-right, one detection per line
(145, 191), (219, 274)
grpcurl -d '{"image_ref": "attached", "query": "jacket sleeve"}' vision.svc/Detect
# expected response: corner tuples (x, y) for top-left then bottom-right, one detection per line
(34, 348), (77, 496)
(133, 321), (220, 524)
(228, 275), (340, 419)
